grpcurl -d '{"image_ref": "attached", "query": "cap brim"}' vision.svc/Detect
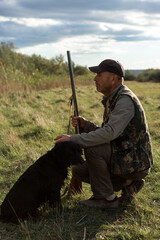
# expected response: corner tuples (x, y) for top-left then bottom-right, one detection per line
(89, 66), (104, 73)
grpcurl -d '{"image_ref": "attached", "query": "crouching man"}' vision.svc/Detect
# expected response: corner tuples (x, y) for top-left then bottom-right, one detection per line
(55, 59), (153, 209)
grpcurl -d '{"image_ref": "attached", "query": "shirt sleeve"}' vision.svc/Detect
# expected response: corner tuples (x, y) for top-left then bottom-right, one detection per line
(70, 95), (135, 147)
(83, 120), (100, 133)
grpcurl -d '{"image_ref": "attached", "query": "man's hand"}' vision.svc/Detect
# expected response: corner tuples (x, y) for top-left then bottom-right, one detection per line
(55, 116), (86, 143)
(71, 115), (86, 129)
(54, 134), (71, 143)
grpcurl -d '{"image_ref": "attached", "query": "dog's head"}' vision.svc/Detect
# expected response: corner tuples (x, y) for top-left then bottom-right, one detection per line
(53, 141), (84, 166)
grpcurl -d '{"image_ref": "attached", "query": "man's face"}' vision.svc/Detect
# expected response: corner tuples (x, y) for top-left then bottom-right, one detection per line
(94, 71), (116, 96)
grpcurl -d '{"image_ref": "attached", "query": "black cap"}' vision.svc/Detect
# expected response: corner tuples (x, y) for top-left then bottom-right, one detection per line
(89, 59), (125, 77)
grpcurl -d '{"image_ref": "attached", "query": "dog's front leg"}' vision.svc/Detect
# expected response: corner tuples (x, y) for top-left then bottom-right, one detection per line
(48, 189), (61, 211)
(58, 198), (62, 214)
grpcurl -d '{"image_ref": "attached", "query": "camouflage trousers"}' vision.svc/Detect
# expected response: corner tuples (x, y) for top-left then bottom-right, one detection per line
(72, 144), (150, 199)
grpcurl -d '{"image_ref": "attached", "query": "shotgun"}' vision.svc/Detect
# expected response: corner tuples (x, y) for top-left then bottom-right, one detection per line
(67, 50), (82, 195)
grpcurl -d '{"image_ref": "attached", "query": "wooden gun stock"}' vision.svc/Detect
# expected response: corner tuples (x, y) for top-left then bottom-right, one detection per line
(67, 51), (82, 196)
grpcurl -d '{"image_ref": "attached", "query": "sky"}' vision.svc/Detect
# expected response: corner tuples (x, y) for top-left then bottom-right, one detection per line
(0, 0), (160, 69)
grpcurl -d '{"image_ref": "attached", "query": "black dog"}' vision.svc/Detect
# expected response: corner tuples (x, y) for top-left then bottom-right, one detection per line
(0, 141), (84, 224)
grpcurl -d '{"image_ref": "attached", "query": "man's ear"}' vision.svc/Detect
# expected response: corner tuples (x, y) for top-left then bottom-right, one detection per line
(112, 74), (117, 81)
(112, 74), (119, 84)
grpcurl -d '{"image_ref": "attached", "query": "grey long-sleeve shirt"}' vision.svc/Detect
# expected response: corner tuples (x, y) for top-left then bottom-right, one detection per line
(71, 87), (135, 148)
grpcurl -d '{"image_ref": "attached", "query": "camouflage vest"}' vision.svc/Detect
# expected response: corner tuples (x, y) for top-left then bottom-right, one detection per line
(103, 85), (153, 175)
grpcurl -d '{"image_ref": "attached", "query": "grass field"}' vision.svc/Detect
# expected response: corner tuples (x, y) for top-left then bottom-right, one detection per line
(0, 81), (160, 239)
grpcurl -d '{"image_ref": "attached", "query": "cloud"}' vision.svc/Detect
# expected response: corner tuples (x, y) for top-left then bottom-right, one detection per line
(0, 0), (160, 68)
(0, 9), (159, 48)
(0, 18), (102, 47)
(1, 0), (160, 18)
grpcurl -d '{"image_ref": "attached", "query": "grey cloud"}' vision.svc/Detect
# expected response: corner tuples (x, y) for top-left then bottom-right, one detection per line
(101, 27), (157, 42)
(0, 19), (156, 48)
(103, 35), (156, 42)
(17, 0), (160, 14)
(0, 0), (160, 18)
(0, 21), (100, 47)
(0, 0), (160, 49)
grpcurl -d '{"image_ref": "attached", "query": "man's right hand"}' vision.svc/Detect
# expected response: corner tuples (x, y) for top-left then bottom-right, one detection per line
(71, 115), (86, 130)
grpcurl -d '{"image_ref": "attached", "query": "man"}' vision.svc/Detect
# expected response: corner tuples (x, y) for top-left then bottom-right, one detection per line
(55, 59), (153, 209)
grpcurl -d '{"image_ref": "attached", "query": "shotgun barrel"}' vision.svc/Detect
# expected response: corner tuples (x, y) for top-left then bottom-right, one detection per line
(67, 50), (80, 134)
(67, 51), (78, 114)
(67, 50), (82, 195)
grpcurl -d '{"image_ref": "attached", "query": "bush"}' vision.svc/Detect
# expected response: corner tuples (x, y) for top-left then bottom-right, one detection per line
(74, 65), (89, 76)
(125, 70), (137, 81)
(137, 69), (160, 82)
(0, 42), (89, 77)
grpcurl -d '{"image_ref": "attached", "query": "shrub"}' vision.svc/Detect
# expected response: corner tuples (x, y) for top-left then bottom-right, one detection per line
(137, 69), (160, 82)
(125, 70), (137, 81)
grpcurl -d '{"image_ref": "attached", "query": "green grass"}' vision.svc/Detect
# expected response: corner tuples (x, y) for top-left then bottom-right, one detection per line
(0, 81), (160, 239)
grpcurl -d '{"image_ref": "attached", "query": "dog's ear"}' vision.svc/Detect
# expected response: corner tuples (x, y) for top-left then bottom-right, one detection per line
(54, 142), (66, 153)
(53, 141), (84, 166)
(53, 142), (68, 165)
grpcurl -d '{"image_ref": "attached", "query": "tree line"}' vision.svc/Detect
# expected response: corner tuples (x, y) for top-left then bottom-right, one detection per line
(0, 42), (160, 84)
(125, 69), (160, 82)
(0, 42), (89, 76)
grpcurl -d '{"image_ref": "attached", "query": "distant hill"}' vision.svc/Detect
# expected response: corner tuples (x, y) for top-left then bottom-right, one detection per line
(127, 70), (144, 76)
